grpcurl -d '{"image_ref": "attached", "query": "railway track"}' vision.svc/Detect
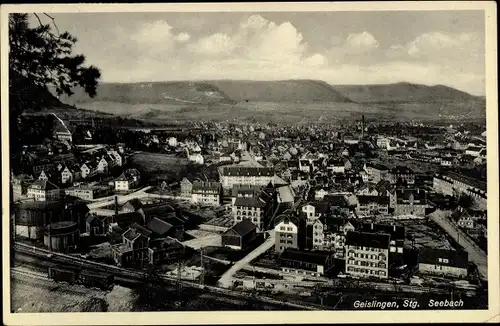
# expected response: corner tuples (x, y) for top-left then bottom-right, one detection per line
(13, 242), (320, 310)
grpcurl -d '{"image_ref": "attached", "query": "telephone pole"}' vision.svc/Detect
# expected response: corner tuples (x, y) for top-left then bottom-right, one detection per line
(200, 248), (205, 286)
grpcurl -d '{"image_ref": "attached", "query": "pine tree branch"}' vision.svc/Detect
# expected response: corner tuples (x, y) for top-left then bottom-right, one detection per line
(43, 13), (60, 35)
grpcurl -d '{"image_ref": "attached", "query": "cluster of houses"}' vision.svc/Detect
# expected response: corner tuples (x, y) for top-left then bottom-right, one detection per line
(86, 199), (189, 267)
(212, 162), (470, 281)
(11, 143), (146, 202)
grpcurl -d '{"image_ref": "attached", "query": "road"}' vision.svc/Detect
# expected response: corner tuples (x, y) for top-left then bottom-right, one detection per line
(218, 231), (276, 288)
(87, 186), (152, 209)
(429, 210), (488, 280)
(238, 150), (263, 168)
(87, 186), (184, 214)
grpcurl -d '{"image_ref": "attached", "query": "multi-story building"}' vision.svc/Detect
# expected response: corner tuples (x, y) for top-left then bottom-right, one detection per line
(433, 172), (487, 207)
(180, 177), (195, 196)
(364, 163), (389, 183)
(389, 166), (415, 185)
(232, 196), (266, 230)
(80, 162), (98, 179)
(394, 188), (427, 216)
(27, 180), (60, 202)
(219, 167), (274, 189)
(376, 136), (390, 150)
(274, 214), (306, 253)
(191, 181), (222, 206)
(324, 218), (356, 258)
(345, 231), (390, 279)
(358, 223), (405, 258)
(65, 183), (113, 201)
(356, 196), (389, 215)
(114, 169), (141, 192)
(301, 201), (330, 225)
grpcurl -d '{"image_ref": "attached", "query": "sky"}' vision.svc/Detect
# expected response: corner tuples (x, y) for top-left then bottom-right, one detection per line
(29, 11), (486, 95)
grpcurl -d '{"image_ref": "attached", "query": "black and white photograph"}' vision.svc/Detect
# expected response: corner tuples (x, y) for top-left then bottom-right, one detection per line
(1, 2), (498, 325)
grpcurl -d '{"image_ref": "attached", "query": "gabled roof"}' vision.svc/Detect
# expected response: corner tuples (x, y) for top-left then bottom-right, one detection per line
(129, 222), (153, 237)
(234, 196), (266, 208)
(279, 248), (332, 266)
(146, 217), (173, 236)
(346, 231), (390, 249)
(29, 180), (59, 191)
(418, 247), (468, 269)
(123, 198), (143, 211)
(114, 211), (145, 229)
(226, 219), (257, 237)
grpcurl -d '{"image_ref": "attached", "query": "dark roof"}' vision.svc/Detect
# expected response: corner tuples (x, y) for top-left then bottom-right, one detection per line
(146, 217), (173, 236)
(313, 201), (330, 214)
(130, 222), (153, 237)
(227, 219), (257, 237)
(161, 215), (186, 227)
(222, 167), (273, 177)
(143, 204), (176, 216)
(418, 247), (468, 269)
(375, 180), (393, 193)
(29, 180), (59, 191)
(274, 213), (302, 227)
(366, 163), (389, 171)
(231, 184), (262, 197)
(279, 248), (332, 266)
(358, 195), (390, 205)
(325, 217), (354, 231)
(234, 196), (266, 208)
(346, 231), (390, 249)
(323, 195), (349, 208)
(192, 181), (221, 192)
(396, 188), (427, 201)
(439, 171), (486, 192)
(123, 224), (151, 241)
(358, 223), (405, 240)
(391, 166), (414, 175)
(114, 211), (145, 228)
(123, 198), (143, 211)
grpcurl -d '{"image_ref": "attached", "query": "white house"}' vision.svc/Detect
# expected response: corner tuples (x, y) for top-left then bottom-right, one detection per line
(27, 180), (60, 202)
(168, 137), (178, 147)
(81, 162), (97, 179)
(315, 188), (329, 200)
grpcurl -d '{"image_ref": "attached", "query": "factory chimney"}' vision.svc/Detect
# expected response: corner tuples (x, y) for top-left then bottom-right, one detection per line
(114, 195), (119, 223)
(361, 115), (365, 140)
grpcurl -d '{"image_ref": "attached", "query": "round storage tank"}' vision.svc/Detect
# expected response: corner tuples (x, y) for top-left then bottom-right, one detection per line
(14, 201), (65, 240)
(44, 221), (80, 252)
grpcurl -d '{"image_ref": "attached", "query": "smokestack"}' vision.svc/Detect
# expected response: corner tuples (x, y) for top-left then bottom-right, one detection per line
(114, 195), (119, 216)
(361, 115), (365, 140)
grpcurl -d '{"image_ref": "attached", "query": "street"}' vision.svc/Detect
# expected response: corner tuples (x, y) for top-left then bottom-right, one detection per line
(429, 210), (488, 280)
(218, 231), (276, 288)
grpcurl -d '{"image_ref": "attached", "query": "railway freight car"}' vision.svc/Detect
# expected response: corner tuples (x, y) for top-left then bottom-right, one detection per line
(48, 266), (79, 284)
(78, 270), (114, 290)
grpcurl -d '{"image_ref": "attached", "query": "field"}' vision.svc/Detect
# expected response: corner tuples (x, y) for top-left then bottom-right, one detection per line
(74, 100), (484, 125)
(129, 152), (191, 173)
